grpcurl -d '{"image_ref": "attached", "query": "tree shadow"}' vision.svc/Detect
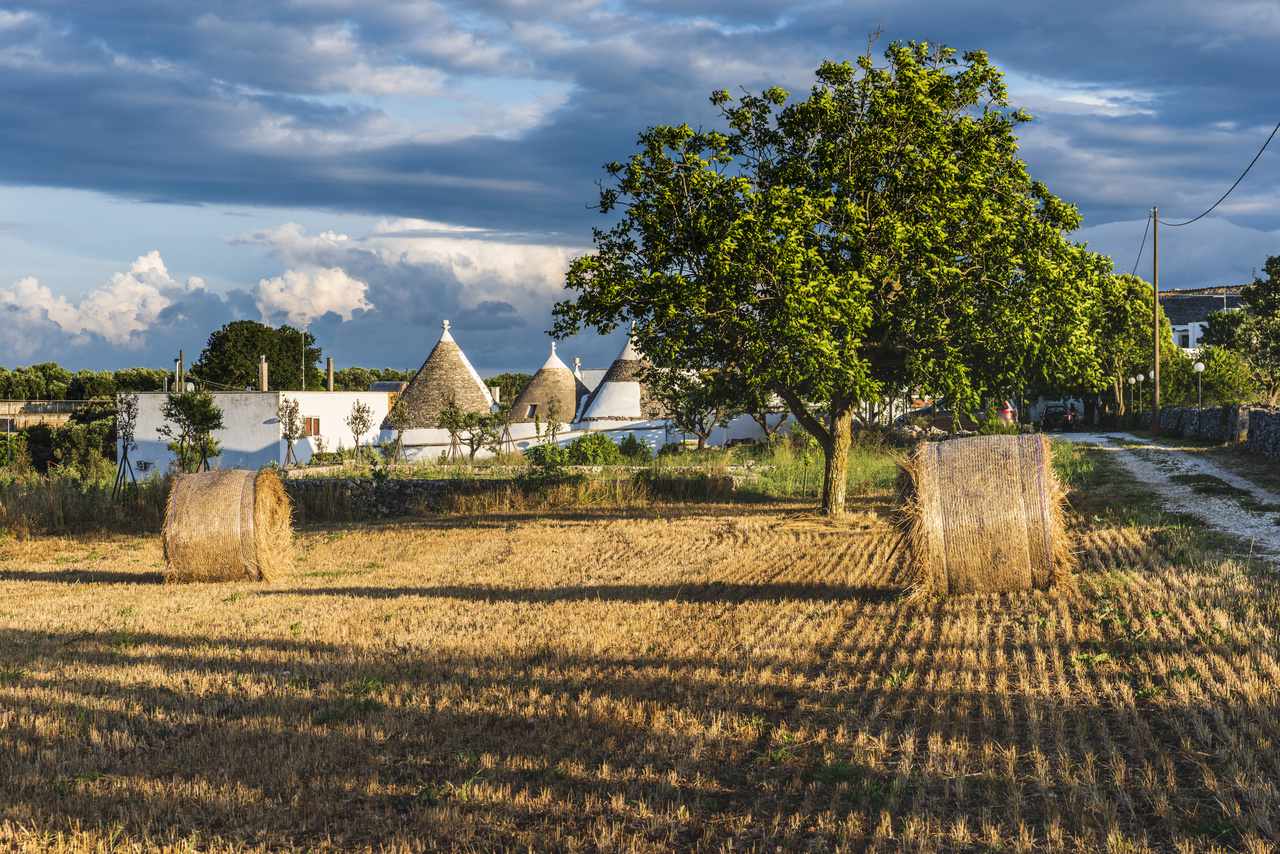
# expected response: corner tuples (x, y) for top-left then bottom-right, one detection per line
(1, 623), (1265, 850)
(255, 581), (903, 604)
(0, 568), (165, 584)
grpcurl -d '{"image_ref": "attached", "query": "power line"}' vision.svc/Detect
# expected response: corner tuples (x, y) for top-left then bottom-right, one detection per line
(1130, 210), (1151, 276)
(1159, 118), (1280, 227)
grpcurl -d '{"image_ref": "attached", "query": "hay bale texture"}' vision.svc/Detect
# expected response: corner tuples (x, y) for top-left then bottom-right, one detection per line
(901, 434), (1073, 596)
(163, 469), (292, 582)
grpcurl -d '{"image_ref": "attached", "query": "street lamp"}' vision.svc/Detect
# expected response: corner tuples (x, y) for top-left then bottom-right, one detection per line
(1194, 360), (1206, 409)
(1136, 373), (1145, 416)
(1128, 376), (1136, 415)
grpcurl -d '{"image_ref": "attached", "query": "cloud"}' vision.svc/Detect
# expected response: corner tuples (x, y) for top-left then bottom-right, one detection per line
(255, 267), (374, 326)
(0, 250), (206, 350)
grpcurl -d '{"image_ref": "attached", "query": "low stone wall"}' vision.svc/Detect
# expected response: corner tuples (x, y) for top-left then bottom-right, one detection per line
(1245, 408), (1280, 458)
(1158, 405), (1280, 459)
(284, 477), (460, 520)
(1157, 406), (1248, 444)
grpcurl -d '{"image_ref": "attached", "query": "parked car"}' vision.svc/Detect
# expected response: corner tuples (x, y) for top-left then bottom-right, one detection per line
(1040, 403), (1079, 432)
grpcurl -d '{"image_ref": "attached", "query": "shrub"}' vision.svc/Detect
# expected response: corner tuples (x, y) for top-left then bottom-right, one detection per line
(566, 432), (624, 466)
(524, 442), (569, 470)
(618, 434), (650, 463)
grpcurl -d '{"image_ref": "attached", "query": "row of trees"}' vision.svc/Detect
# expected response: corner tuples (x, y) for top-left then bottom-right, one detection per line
(0, 364), (170, 401)
(549, 43), (1258, 516)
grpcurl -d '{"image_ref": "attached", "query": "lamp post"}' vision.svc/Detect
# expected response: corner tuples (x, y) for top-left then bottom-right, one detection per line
(1194, 360), (1206, 409)
(1128, 376), (1136, 417)
(1136, 373), (1145, 417)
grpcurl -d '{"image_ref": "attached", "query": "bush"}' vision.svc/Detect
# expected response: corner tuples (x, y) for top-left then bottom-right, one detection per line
(566, 432), (624, 466)
(977, 411), (1020, 435)
(0, 434), (29, 472)
(618, 434), (650, 463)
(524, 442), (569, 469)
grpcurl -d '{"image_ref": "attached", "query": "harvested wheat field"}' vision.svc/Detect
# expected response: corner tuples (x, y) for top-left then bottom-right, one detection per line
(2, 446), (1279, 852)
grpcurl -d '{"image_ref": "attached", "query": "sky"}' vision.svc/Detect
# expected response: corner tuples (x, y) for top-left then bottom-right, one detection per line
(2, 1), (1280, 375)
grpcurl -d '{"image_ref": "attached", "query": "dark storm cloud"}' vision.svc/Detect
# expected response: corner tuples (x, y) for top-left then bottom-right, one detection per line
(4, 0), (1279, 237)
(4, 1), (1280, 372)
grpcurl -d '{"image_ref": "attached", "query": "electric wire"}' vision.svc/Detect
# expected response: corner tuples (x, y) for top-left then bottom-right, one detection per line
(1159, 118), (1280, 227)
(1130, 210), (1151, 276)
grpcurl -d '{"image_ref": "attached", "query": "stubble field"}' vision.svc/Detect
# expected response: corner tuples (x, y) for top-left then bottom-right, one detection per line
(1, 446), (1278, 852)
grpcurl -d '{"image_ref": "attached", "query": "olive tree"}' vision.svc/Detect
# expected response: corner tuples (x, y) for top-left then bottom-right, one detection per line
(554, 44), (1105, 516)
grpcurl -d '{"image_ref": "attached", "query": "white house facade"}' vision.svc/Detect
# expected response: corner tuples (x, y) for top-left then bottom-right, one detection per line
(124, 390), (394, 475)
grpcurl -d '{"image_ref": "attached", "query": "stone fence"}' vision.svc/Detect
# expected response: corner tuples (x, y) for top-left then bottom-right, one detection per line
(1157, 405), (1280, 459)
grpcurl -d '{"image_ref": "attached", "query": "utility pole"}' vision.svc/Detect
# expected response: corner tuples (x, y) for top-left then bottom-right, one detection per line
(1151, 206), (1161, 436)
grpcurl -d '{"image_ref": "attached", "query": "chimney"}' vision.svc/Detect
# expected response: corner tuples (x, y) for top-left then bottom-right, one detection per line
(326, 357), (335, 392)
(488, 385), (501, 404)
(259, 355), (269, 392)
(573, 357), (582, 379)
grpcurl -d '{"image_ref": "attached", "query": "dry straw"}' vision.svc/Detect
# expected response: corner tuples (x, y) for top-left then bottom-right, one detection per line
(900, 434), (1074, 597)
(162, 469), (293, 582)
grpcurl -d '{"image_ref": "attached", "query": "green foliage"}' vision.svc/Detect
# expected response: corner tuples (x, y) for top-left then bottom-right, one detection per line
(485, 372), (534, 406)
(647, 367), (739, 449)
(0, 362), (71, 400)
(1089, 274), (1176, 416)
(618, 434), (650, 462)
(67, 370), (117, 400)
(158, 391), (225, 473)
(0, 433), (29, 473)
(552, 45), (1107, 514)
(345, 400), (375, 459)
(333, 367), (411, 391)
(566, 432), (624, 466)
(50, 416), (115, 480)
(1196, 346), (1259, 406)
(192, 319), (321, 390)
(524, 442), (569, 471)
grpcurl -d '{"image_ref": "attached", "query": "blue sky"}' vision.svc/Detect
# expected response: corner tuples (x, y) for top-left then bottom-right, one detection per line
(2, 1), (1279, 374)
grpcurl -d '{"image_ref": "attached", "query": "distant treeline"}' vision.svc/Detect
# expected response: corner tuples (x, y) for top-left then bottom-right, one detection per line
(0, 363), (415, 400)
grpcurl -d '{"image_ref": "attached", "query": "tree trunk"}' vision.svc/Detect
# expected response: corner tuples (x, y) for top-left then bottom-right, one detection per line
(821, 407), (854, 518)
(696, 433), (707, 451)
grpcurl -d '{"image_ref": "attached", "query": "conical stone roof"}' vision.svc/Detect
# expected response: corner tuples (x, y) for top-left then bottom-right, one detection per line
(383, 320), (493, 429)
(510, 341), (577, 423)
(578, 329), (666, 422)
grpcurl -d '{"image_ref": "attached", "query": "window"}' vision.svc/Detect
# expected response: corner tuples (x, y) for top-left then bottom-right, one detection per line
(303, 417), (321, 437)
(525, 404), (538, 418)
(1178, 332), (1190, 348)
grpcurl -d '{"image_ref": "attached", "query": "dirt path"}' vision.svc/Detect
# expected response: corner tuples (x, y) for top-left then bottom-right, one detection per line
(1057, 431), (1280, 560)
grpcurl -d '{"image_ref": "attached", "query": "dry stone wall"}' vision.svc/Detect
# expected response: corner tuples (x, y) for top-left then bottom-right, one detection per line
(1157, 405), (1280, 459)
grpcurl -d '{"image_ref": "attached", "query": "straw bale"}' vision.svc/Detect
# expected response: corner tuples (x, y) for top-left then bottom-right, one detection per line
(901, 434), (1073, 597)
(163, 469), (293, 582)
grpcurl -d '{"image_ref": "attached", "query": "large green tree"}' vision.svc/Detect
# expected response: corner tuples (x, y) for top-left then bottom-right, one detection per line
(1089, 274), (1178, 416)
(553, 44), (1106, 516)
(1209, 257), (1280, 405)
(192, 320), (321, 391)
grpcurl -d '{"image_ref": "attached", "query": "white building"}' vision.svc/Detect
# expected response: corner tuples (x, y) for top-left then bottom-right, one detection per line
(123, 320), (782, 472)
(124, 390), (394, 475)
(1159, 286), (1244, 353)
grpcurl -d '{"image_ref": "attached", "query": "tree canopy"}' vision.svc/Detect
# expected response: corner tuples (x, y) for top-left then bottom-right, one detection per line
(192, 320), (321, 391)
(553, 44), (1111, 515)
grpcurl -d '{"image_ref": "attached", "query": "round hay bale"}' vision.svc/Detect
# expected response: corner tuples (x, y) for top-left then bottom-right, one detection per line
(163, 469), (292, 582)
(900, 434), (1073, 596)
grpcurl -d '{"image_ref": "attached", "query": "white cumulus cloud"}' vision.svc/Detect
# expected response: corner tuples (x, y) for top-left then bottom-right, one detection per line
(0, 250), (205, 352)
(254, 267), (373, 326)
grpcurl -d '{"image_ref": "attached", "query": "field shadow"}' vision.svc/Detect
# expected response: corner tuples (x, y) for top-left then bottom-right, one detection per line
(255, 581), (903, 604)
(297, 501), (830, 533)
(0, 623), (1263, 851)
(0, 568), (165, 585)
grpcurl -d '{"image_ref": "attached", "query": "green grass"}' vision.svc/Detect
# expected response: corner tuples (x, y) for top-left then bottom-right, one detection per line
(1168, 473), (1280, 514)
